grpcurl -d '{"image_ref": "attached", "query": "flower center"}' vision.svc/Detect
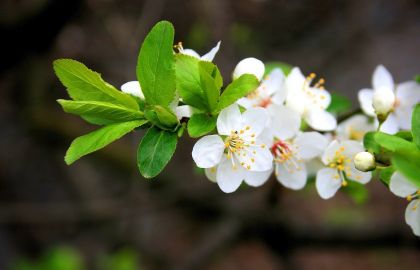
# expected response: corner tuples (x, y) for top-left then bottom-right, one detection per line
(302, 73), (328, 110)
(406, 190), (420, 202)
(327, 146), (357, 186)
(348, 126), (365, 141)
(271, 140), (302, 175)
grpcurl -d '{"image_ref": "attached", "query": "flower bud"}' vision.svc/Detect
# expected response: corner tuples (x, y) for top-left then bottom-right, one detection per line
(354, 151), (376, 172)
(372, 87), (395, 117)
(232, 57), (265, 81)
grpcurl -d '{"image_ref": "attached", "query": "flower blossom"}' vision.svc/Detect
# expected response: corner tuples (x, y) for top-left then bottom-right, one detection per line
(285, 67), (337, 131)
(358, 65), (420, 134)
(192, 104), (273, 193)
(316, 140), (372, 199)
(389, 172), (420, 236)
(335, 114), (374, 142)
(175, 41), (221, 62)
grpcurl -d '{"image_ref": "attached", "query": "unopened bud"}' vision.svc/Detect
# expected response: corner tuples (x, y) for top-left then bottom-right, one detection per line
(372, 87), (395, 118)
(354, 151), (376, 172)
(232, 57), (265, 81)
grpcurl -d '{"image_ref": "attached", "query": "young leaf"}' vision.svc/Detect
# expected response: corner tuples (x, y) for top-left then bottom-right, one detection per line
(175, 54), (208, 110)
(151, 105), (179, 128)
(58, 100), (144, 125)
(379, 166), (395, 186)
(53, 59), (138, 110)
(374, 132), (418, 152)
(137, 127), (178, 178)
(187, 113), (217, 138)
(136, 21), (175, 107)
(200, 61), (223, 90)
(65, 120), (147, 165)
(199, 62), (219, 112)
(411, 104), (420, 148)
(327, 93), (352, 115)
(392, 150), (420, 188)
(217, 74), (259, 112)
(364, 132), (381, 154)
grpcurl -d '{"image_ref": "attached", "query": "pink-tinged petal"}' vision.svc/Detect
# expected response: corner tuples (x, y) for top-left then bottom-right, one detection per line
(217, 104), (242, 135)
(358, 88), (375, 116)
(244, 169), (273, 187)
(216, 157), (245, 193)
(305, 109), (337, 131)
(192, 135), (225, 168)
(405, 200), (420, 237)
(316, 168), (342, 199)
(267, 105), (300, 140)
(294, 132), (328, 159)
(201, 41), (221, 62)
(372, 65), (394, 91)
(275, 163), (307, 190)
(390, 172), (418, 198)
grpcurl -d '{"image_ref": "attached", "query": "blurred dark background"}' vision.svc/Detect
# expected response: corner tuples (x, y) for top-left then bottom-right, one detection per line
(0, 0), (419, 269)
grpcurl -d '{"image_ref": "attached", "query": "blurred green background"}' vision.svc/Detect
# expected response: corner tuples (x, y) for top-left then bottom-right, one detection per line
(0, 0), (419, 269)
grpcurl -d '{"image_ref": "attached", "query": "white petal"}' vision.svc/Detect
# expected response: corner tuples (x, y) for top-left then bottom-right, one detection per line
(236, 96), (257, 109)
(358, 88), (375, 116)
(390, 172), (418, 198)
(262, 68), (285, 98)
(341, 140), (364, 158)
(235, 144), (273, 172)
(306, 158), (325, 177)
(294, 132), (328, 159)
(405, 200), (420, 237)
(192, 135), (225, 168)
(347, 163), (372, 184)
(316, 168), (342, 199)
(378, 113), (399, 134)
(121, 81), (144, 99)
(205, 167), (217, 183)
(305, 109), (337, 131)
(216, 157), (245, 193)
(285, 90), (306, 115)
(200, 41), (221, 62)
(244, 169), (273, 187)
(285, 67), (305, 92)
(335, 114), (374, 141)
(232, 57), (265, 81)
(306, 88), (332, 110)
(275, 163), (307, 190)
(267, 105), (300, 140)
(322, 140), (340, 165)
(216, 104), (242, 135)
(241, 107), (269, 137)
(394, 106), (413, 130)
(372, 65), (394, 91)
(181, 49), (201, 59)
(175, 105), (194, 120)
(396, 81), (420, 107)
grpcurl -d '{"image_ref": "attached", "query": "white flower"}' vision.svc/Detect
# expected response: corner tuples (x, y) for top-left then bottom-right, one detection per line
(285, 67), (337, 131)
(354, 151), (375, 172)
(389, 172), (420, 236)
(270, 131), (328, 190)
(316, 140), (372, 199)
(335, 114), (374, 141)
(232, 57), (265, 81)
(237, 68), (287, 109)
(192, 104), (273, 193)
(177, 41), (221, 62)
(358, 65), (420, 134)
(120, 81), (194, 120)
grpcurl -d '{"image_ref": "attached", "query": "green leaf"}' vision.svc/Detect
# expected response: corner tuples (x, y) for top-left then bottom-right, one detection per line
(264, 61), (292, 76)
(152, 105), (179, 128)
(58, 100), (144, 125)
(65, 120), (146, 165)
(411, 104), (420, 148)
(379, 166), (395, 186)
(42, 247), (85, 270)
(364, 132), (380, 153)
(217, 74), (259, 111)
(327, 93), (352, 115)
(53, 59), (138, 110)
(392, 150), (420, 188)
(374, 132), (418, 152)
(175, 54), (208, 110)
(136, 21), (176, 106)
(187, 113), (217, 138)
(199, 62), (220, 112)
(343, 180), (368, 205)
(200, 61), (223, 89)
(137, 127), (178, 178)
(395, 130), (413, 141)
(415, 75), (420, 84)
